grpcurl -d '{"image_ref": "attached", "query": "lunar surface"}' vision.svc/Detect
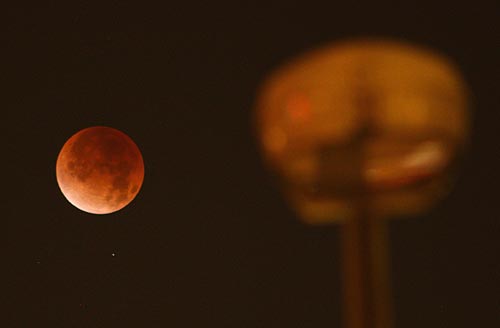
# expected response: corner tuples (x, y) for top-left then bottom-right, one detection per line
(56, 126), (144, 214)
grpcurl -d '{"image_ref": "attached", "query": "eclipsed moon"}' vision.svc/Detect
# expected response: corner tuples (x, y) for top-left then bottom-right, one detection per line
(56, 126), (144, 214)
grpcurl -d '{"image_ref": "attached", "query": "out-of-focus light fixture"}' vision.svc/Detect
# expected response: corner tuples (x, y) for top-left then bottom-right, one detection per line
(254, 39), (470, 328)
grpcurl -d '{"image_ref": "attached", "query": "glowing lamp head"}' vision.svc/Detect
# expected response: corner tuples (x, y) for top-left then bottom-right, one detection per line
(255, 39), (470, 224)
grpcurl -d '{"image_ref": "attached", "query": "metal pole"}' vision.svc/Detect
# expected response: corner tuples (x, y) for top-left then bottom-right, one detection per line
(340, 207), (393, 328)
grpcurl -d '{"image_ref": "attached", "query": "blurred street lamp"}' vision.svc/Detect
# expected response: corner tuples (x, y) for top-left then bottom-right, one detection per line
(255, 39), (470, 328)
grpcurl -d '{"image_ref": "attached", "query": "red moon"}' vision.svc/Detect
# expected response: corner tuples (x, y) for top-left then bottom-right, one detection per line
(56, 126), (144, 214)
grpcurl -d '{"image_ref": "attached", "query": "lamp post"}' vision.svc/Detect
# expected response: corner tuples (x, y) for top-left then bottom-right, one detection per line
(255, 39), (470, 328)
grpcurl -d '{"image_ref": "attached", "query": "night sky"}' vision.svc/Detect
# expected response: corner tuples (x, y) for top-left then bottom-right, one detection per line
(5, 1), (500, 327)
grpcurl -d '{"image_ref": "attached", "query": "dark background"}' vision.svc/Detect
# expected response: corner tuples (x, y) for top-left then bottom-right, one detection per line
(5, 1), (499, 327)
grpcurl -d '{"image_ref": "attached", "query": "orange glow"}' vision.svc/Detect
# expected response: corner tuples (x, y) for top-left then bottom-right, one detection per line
(286, 92), (312, 124)
(56, 126), (144, 214)
(255, 39), (470, 224)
